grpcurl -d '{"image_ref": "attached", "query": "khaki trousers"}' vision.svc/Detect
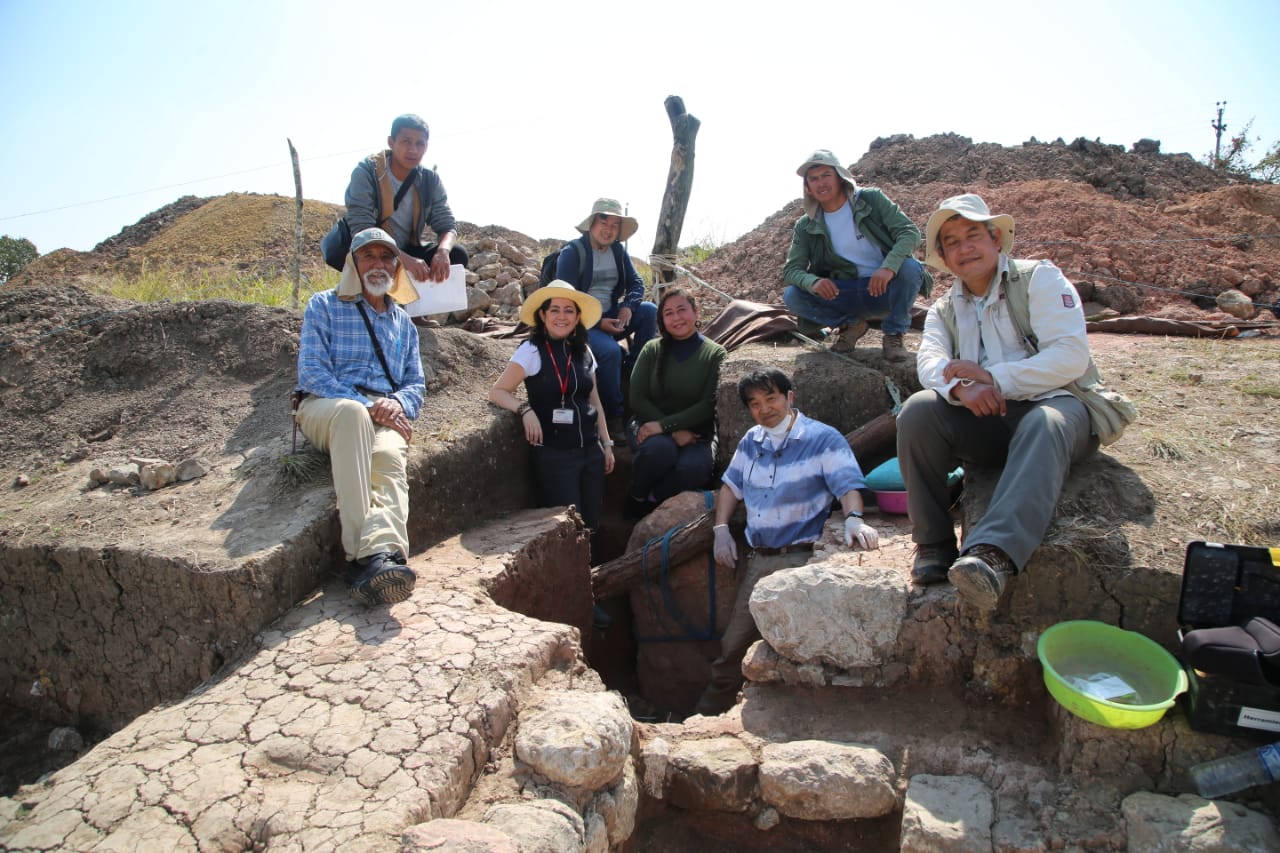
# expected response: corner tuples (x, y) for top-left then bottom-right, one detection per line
(697, 548), (811, 712)
(296, 396), (409, 562)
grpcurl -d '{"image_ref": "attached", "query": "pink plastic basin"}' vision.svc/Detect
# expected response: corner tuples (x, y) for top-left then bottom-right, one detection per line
(874, 490), (909, 515)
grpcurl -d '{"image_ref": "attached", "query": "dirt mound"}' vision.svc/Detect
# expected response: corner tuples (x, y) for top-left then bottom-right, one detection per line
(853, 133), (1235, 201)
(92, 195), (213, 258)
(693, 174), (1280, 321)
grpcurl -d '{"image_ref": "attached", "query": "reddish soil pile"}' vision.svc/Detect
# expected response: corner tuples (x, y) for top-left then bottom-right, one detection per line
(693, 135), (1280, 324)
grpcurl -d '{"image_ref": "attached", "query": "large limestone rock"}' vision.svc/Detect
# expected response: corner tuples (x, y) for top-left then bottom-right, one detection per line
(758, 740), (897, 820)
(482, 799), (584, 853)
(587, 757), (639, 847)
(1121, 791), (1280, 852)
(665, 736), (757, 813)
(900, 774), (994, 853)
(514, 690), (632, 789)
(400, 818), (521, 852)
(751, 561), (907, 669)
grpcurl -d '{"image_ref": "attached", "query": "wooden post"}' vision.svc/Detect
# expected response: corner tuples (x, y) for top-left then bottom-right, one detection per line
(651, 96), (700, 285)
(288, 138), (304, 310)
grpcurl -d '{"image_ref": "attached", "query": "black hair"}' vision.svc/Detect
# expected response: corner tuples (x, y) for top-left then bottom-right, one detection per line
(654, 286), (698, 388)
(528, 298), (589, 357)
(737, 367), (791, 407)
(390, 114), (430, 141)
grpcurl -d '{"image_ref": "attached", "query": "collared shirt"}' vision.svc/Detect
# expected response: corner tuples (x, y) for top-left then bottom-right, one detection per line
(721, 411), (865, 549)
(917, 255), (1091, 403)
(297, 289), (426, 419)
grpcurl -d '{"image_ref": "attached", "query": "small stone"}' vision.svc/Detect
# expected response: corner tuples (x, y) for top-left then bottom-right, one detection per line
(176, 458), (208, 481)
(108, 463), (140, 486)
(89, 468), (110, 485)
(1216, 288), (1255, 320)
(138, 461), (177, 491)
(754, 807), (780, 831)
(14, 474), (29, 487)
(48, 727), (84, 752)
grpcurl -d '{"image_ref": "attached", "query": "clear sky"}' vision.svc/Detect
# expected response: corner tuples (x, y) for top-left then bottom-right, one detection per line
(1, 0), (1276, 260)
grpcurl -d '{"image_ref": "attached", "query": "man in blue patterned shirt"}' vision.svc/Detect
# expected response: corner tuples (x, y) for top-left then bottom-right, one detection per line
(694, 368), (880, 715)
(297, 227), (426, 606)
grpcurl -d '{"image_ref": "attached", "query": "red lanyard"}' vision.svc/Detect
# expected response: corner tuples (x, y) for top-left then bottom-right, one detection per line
(543, 339), (572, 404)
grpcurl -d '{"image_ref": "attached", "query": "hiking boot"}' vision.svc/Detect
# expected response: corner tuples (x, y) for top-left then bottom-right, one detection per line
(830, 319), (869, 354)
(882, 333), (911, 362)
(593, 604), (613, 630)
(912, 541), (959, 585)
(948, 544), (1016, 612)
(350, 552), (416, 606)
(796, 319), (826, 340)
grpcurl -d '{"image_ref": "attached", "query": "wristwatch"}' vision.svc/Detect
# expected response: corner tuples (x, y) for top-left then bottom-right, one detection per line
(845, 510), (863, 519)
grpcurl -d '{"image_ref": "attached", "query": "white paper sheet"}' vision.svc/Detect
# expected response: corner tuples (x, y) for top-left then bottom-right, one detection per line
(401, 264), (467, 317)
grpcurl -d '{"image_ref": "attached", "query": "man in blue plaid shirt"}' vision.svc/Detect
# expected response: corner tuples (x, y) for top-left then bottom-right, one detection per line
(297, 227), (425, 606)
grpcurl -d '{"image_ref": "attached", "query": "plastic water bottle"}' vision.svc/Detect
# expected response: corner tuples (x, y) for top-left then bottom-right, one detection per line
(1189, 742), (1280, 798)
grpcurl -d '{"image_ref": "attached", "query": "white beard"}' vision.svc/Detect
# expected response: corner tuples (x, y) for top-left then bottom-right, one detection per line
(363, 269), (393, 296)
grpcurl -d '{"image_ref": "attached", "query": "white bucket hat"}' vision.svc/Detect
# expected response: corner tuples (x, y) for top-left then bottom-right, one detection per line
(518, 280), (603, 329)
(796, 149), (858, 217)
(336, 227), (419, 304)
(575, 198), (639, 243)
(923, 194), (1015, 273)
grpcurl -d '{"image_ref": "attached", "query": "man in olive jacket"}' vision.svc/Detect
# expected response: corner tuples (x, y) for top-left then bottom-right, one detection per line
(783, 149), (931, 362)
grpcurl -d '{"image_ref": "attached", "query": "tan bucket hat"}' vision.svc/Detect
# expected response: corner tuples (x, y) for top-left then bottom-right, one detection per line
(336, 227), (419, 304)
(923, 194), (1015, 272)
(518, 280), (603, 329)
(575, 198), (639, 243)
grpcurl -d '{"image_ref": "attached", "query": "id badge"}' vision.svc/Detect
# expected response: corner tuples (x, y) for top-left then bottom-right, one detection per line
(552, 408), (575, 425)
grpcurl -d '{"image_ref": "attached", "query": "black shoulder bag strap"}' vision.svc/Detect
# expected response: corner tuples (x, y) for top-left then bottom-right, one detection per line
(354, 301), (398, 391)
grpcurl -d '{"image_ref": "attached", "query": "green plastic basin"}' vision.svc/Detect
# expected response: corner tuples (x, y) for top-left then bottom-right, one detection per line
(1037, 620), (1188, 729)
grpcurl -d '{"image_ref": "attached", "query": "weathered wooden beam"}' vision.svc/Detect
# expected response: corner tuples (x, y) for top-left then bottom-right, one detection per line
(592, 511), (714, 599)
(845, 410), (897, 473)
(651, 96), (700, 285)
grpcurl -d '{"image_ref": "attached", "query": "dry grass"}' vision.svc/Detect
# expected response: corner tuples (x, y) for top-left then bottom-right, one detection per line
(275, 447), (330, 490)
(106, 265), (337, 308)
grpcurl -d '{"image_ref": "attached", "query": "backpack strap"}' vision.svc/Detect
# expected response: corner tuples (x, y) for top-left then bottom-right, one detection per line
(372, 152), (421, 245)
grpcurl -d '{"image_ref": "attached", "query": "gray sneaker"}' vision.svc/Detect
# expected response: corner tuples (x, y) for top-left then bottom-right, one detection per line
(947, 544), (1016, 611)
(830, 319), (869, 353)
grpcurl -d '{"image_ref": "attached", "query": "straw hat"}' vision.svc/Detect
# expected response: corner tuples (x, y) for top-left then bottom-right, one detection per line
(518, 280), (603, 329)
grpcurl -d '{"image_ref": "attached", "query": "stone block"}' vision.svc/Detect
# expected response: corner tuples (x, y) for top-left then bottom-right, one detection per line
(758, 740), (896, 820)
(901, 774), (993, 853)
(1122, 791), (1280, 852)
(666, 736), (757, 813)
(515, 690), (632, 789)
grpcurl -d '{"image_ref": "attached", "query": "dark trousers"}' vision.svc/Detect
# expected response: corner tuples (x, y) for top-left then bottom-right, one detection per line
(403, 243), (470, 267)
(532, 443), (606, 532)
(626, 430), (714, 504)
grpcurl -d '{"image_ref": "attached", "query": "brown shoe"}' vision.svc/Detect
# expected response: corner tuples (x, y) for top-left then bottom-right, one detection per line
(881, 333), (910, 362)
(912, 541), (958, 585)
(948, 544), (1016, 611)
(830, 319), (869, 353)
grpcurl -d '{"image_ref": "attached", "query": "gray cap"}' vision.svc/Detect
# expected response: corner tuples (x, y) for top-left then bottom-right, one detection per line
(350, 227), (399, 256)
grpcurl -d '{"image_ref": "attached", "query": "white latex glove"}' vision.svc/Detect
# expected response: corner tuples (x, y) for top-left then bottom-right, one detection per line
(713, 525), (738, 567)
(844, 516), (880, 550)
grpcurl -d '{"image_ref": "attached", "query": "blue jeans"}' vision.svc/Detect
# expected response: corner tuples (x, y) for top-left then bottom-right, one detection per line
(783, 257), (922, 335)
(587, 301), (658, 418)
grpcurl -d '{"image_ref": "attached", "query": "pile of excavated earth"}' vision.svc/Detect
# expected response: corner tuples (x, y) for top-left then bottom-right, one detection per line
(2, 134), (1280, 851)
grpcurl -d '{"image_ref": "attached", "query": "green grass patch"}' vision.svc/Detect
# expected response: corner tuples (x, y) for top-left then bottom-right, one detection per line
(107, 265), (337, 308)
(1237, 381), (1280, 399)
(275, 447), (330, 490)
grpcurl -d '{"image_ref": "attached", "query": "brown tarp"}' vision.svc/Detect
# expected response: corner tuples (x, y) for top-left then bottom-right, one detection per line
(701, 300), (798, 351)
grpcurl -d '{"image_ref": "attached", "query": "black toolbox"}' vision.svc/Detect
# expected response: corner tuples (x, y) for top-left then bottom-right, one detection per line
(1178, 541), (1280, 738)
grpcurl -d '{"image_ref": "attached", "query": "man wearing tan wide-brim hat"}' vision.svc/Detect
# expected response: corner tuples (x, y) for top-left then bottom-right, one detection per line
(553, 198), (658, 424)
(897, 194), (1105, 613)
(296, 227), (425, 607)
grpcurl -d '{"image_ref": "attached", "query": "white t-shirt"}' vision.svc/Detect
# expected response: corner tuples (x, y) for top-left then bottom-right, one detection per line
(511, 340), (598, 376)
(826, 196), (886, 276)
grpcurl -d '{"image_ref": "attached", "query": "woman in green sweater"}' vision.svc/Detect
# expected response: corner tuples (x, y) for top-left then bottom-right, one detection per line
(626, 286), (727, 518)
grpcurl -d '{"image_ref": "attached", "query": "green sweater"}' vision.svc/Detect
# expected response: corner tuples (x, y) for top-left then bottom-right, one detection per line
(629, 335), (726, 438)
